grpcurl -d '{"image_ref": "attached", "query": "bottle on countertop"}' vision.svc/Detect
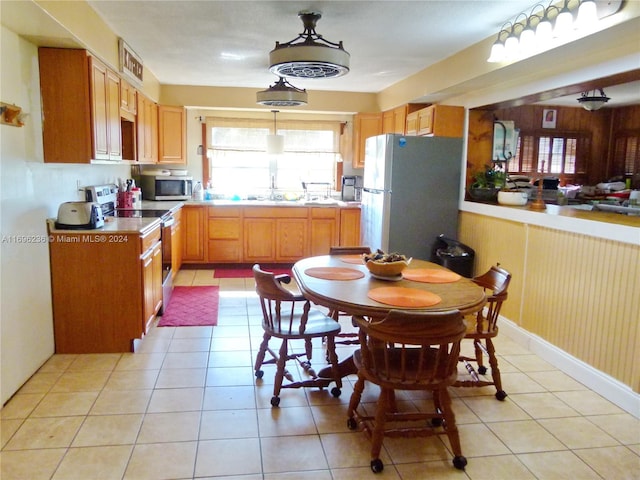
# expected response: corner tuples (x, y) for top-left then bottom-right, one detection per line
(131, 187), (142, 206)
(192, 181), (204, 201)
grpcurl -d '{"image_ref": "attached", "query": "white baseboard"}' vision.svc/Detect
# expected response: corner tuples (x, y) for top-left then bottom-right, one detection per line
(499, 317), (640, 419)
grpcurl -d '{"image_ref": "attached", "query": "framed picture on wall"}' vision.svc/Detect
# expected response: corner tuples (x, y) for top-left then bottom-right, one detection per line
(542, 109), (557, 129)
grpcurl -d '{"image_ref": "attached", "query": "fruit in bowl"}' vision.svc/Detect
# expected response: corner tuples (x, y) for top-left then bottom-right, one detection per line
(363, 250), (411, 278)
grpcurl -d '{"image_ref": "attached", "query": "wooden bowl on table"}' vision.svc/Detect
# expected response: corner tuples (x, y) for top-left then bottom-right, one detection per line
(364, 258), (411, 278)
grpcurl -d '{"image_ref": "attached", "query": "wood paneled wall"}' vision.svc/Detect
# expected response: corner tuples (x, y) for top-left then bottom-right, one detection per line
(467, 105), (640, 187)
(459, 212), (640, 393)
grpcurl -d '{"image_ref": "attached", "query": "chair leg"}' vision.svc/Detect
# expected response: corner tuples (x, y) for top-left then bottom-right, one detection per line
(437, 388), (467, 470)
(370, 387), (390, 463)
(271, 340), (289, 407)
(347, 375), (365, 420)
(298, 338), (316, 377)
(254, 333), (270, 378)
(474, 339), (486, 374)
(485, 338), (507, 400)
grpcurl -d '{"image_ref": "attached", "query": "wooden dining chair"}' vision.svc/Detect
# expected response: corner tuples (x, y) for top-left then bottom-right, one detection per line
(347, 309), (468, 473)
(328, 245), (372, 256)
(454, 264), (512, 400)
(252, 264), (342, 406)
(327, 246), (371, 346)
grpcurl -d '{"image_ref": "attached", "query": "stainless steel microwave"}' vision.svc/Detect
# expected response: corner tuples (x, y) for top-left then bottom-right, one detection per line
(139, 175), (193, 200)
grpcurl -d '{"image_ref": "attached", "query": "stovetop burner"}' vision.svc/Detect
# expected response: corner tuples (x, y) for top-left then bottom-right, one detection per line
(115, 209), (170, 218)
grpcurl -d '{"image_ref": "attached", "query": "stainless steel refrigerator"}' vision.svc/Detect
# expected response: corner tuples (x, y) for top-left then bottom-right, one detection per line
(360, 134), (463, 259)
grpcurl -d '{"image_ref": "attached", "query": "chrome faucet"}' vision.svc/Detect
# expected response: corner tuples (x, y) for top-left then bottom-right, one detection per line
(270, 175), (276, 200)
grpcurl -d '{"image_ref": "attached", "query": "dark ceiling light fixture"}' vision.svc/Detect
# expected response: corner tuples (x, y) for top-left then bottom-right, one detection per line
(577, 89), (610, 111)
(256, 77), (308, 107)
(269, 11), (350, 79)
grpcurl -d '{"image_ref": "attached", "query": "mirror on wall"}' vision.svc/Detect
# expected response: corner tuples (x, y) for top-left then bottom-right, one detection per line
(492, 120), (519, 162)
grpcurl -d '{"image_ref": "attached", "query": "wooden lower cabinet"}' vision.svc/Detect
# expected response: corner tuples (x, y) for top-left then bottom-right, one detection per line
(309, 208), (339, 256)
(182, 205), (206, 262)
(244, 207), (308, 263)
(171, 208), (183, 277)
(142, 239), (163, 333)
(48, 223), (162, 353)
(180, 205), (362, 264)
(244, 218), (275, 262)
(208, 207), (242, 262)
(339, 208), (361, 246)
(276, 218), (307, 261)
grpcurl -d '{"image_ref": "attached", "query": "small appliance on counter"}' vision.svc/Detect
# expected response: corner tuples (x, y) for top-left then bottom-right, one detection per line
(138, 174), (193, 200)
(341, 175), (362, 202)
(55, 202), (104, 229)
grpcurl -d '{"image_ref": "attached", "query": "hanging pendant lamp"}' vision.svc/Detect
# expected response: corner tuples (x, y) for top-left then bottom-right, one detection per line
(269, 11), (350, 79)
(256, 77), (308, 106)
(577, 89), (610, 111)
(266, 110), (284, 155)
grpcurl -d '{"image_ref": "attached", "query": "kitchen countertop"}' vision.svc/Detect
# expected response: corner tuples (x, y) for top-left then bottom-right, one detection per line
(47, 217), (161, 235)
(180, 199), (360, 208)
(461, 201), (639, 246)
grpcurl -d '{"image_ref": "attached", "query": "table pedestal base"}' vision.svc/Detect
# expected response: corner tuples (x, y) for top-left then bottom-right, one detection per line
(319, 356), (357, 379)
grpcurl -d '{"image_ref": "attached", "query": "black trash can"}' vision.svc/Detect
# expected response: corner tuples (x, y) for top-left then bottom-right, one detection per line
(430, 234), (475, 278)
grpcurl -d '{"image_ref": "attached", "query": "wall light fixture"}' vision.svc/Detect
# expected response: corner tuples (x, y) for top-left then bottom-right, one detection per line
(487, 0), (623, 63)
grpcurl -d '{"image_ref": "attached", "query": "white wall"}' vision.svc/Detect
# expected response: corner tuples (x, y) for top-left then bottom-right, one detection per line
(0, 26), (131, 405)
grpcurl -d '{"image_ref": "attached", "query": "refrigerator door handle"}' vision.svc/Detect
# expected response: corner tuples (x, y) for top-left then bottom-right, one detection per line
(363, 187), (383, 194)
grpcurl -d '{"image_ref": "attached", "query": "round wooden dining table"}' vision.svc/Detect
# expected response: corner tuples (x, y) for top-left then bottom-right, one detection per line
(292, 255), (486, 318)
(293, 255), (486, 379)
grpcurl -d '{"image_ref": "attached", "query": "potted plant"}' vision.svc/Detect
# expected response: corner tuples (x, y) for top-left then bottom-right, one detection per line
(468, 164), (506, 201)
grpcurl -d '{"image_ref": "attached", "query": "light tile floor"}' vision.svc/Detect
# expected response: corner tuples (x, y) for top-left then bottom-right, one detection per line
(1, 269), (638, 479)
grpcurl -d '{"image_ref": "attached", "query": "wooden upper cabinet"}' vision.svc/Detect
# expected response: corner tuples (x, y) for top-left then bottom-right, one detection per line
(353, 112), (383, 169)
(406, 105), (464, 138)
(158, 105), (186, 164)
(382, 110), (394, 134)
(39, 48), (92, 163)
(88, 56), (122, 162)
(120, 79), (137, 117)
(107, 69), (123, 160)
(39, 48), (123, 163)
(382, 106), (408, 134)
(136, 93), (158, 163)
(89, 58), (109, 160)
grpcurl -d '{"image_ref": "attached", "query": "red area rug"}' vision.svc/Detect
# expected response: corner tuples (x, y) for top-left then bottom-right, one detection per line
(157, 286), (219, 327)
(213, 267), (292, 278)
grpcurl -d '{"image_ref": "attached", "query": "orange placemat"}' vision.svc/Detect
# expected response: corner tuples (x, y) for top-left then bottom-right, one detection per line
(304, 267), (365, 280)
(339, 254), (365, 265)
(403, 268), (461, 283)
(368, 287), (441, 307)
